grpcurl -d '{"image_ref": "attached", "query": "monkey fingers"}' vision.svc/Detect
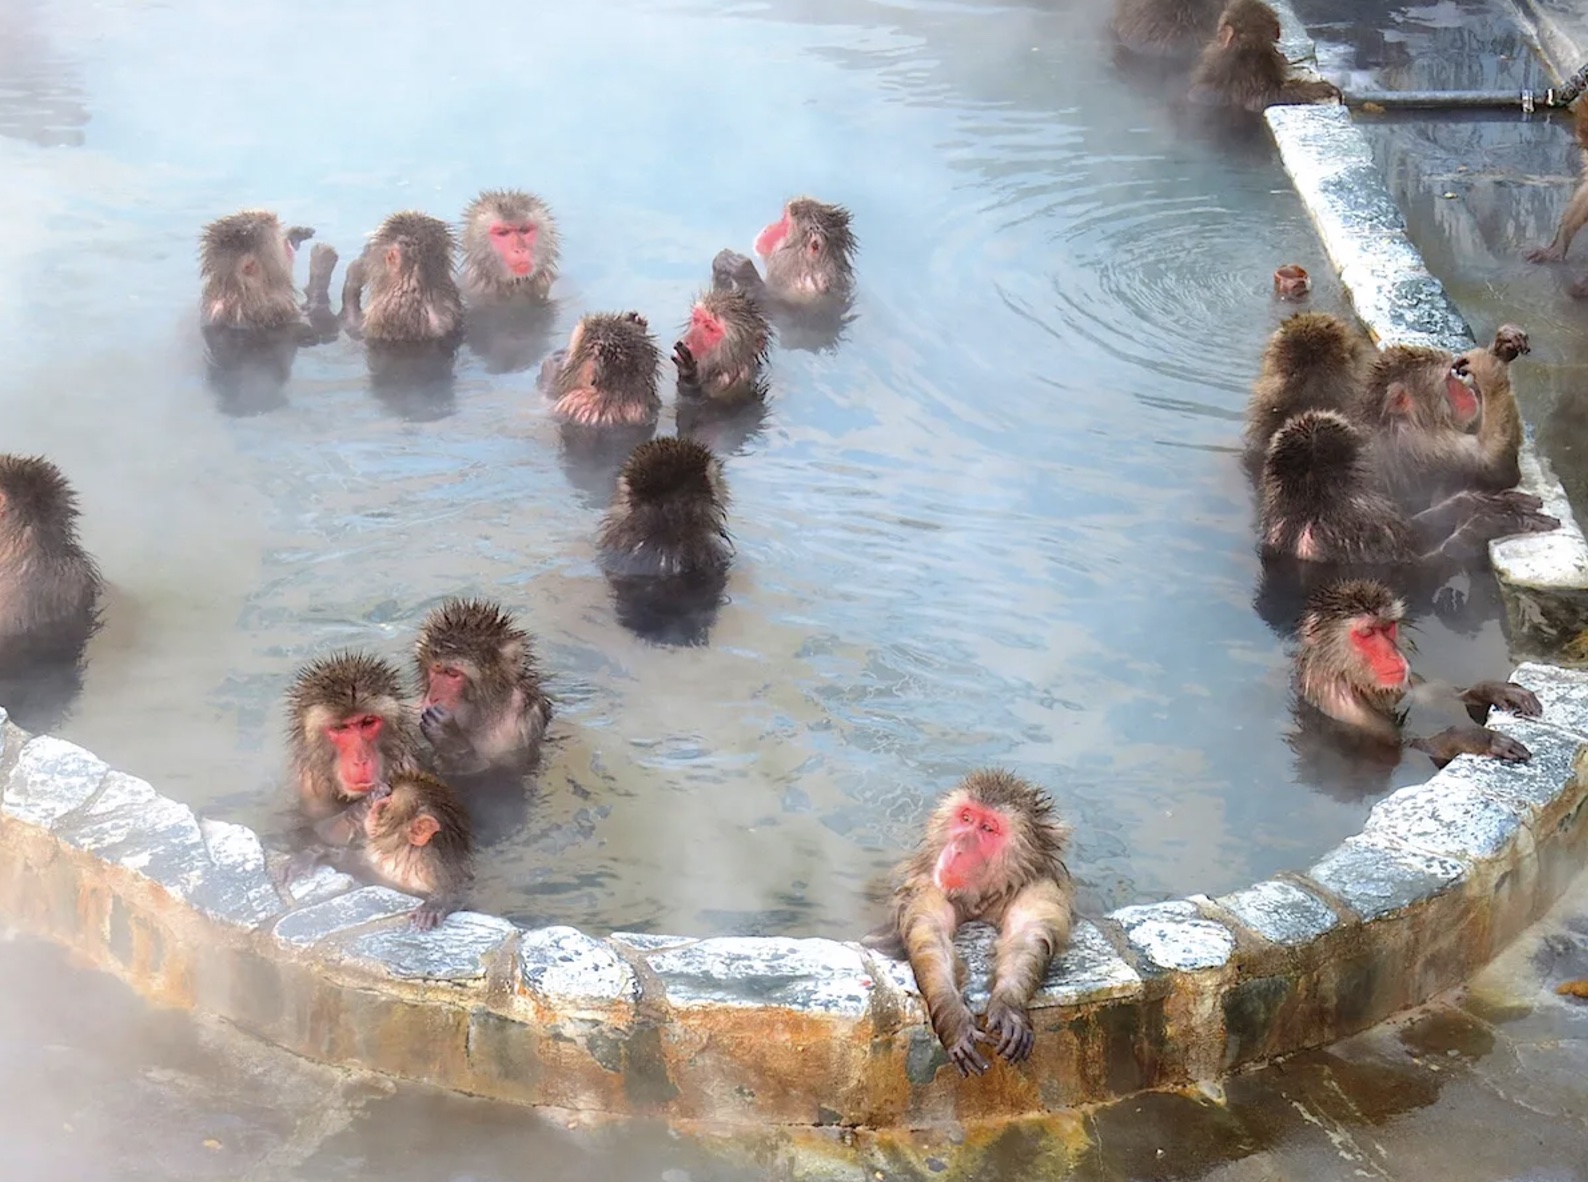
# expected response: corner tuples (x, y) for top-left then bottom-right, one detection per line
(1526, 243), (1567, 264)
(410, 901), (447, 932)
(1459, 680), (1542, 718)
(1413, 724), (1531, 767)
(277, 847), (329, 887)
(944, 1031), (992, 1077)
(285, 225), (316, 249)
(711, 250), (763, 297)
(672, 341), (699, 381)
(1491, 325), (1530, 361)
(983, 1003), (1036, 1064)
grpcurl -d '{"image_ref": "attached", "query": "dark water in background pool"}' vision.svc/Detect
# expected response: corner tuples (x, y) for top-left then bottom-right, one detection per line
(0, 0), (1521, 939)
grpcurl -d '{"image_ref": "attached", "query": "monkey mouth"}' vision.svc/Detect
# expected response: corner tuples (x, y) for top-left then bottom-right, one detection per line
(509, 261), (534, 277)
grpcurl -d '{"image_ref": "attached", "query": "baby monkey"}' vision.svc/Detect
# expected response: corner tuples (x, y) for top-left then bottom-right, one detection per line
(865, 770), (1074, 1077)
(310, 770), (475, 931)
(1294, 579), (1541, 767)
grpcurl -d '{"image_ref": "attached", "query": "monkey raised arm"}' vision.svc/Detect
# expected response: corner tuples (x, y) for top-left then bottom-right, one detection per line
(339, 255), (367, 340)
(1417, 490), (1559, 563)
(711, 249), (768, 303)
(983, 875), (1073, 1066)
(296, 242), (341, 346)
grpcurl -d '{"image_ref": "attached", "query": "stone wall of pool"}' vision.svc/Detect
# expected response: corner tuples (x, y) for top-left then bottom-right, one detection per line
(2, 655), (1586, 1129)
(3, 4), (1588, 1133)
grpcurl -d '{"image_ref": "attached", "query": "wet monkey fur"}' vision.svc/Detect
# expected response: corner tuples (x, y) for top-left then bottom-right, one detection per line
(864, 771), (1075, 1077)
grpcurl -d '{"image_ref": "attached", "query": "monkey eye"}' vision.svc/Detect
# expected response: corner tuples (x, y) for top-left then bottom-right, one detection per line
(980, 821), (999, 835)
(960, 810), (974, 824)
(355, 714), (383, 735)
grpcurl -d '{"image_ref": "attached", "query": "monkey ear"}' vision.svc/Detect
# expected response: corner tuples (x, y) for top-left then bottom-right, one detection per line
(500, 639), (526, 668)
(408, 813), (441, 847)
(1387, 383), (1413, 417)
(1218, 23), (1235, 47)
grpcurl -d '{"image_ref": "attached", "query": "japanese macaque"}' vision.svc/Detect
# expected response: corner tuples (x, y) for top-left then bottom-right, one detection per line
(286, 651), (421, 821)
(1526, 108), (1588, 297)
(712, 196), (857, 308)
(459, 189), (559, 303)
(311, 772), (474, 931)
(673, 288), (770, 403)
(863, 771), (1075, 1077)
(597, 437), (733, 646)
(1242, 312), (1372, 479)
(1110, 0), (1222, 59)
(199, 210), (339, 342)
(1359, 330), (1526, 511)
(1187, 0), (1341, 111)
(1294, 579), (1540, 767)
(341, 211), (463, 344)
(0, 456), (102, 728)
(538, 311), (661, 428)
(1258, 410), (1558, 566)
(414, 597), (552, 777)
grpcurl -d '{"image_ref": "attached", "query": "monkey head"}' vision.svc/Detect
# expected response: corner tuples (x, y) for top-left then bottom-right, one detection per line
(1370, 345), (1480, 431)
(1296, 580), (1411, 724)
(415, 598), (528, 726)
(462, 189), (560, 297)
(756, 196), (857, 300)
(925, 770), (1068, 901)
(1217, 0), (1281, 46)
(288, 652), (413, 802)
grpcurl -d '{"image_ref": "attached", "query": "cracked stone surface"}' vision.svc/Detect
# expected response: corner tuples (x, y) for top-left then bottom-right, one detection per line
(338, 912), (517, 982)
(1110, 900), (1237, 972)
(1361, 778), (1527, 864)
(278, 862), (359, 907)
(646, 936), (872, 1016)
(57, 772), (193, 855)
(274, 887), (421, 949)
(2, 736), (108, 829)
(608, 931), (698, 952)
(1217, 879), (1340, 946)
(1307, 837), (1467, 921)
(519, 925), (638, 1006)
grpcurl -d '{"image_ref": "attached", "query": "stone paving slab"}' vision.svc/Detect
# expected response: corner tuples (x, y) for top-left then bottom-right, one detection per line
(1509, 661), (1588, 736)
(1, 736), (109, 829)
(1109, 899), (1237, 973)
(1306, 837), (1467, 921)
(338, 912), (517, 983)
(1215, 879), (1340, 947)
(1467, 713), (1586, 815)
(645, 936), (872, 1017)
(1361, 778), (1528, 864)
(272, 887), (421, 950)
(518, 925), (638, 1007)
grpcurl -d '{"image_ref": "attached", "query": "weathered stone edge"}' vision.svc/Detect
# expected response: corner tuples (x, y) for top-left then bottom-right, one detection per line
(2, 659), (1587, 1129)
(1265, 1), (1588, 657)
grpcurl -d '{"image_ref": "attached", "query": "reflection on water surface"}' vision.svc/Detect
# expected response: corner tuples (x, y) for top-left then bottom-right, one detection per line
(0, 0), (1517, 938)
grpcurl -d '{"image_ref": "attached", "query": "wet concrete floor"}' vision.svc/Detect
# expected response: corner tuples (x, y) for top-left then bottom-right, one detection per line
(4, 870), (1586, 1182)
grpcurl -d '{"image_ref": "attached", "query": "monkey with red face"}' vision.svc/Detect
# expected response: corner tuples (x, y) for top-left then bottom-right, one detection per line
(460, 189), (560, 304)
(864, 770), (1074, 1077)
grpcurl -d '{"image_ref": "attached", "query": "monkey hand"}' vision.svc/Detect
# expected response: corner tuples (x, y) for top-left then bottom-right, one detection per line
(1491, 324), (1530, 361)
(1459, 680), (1542, 719)
(276, 848), (326, 887)
(410, 901), (448, 932)
(942, 1029), (993, 1078)
(1526, 243), (1565, 264)
(672, 341), (699, 382)
(712, 250), (763, 297)
(419, 704), (453, 743)
(1414, 724), (1531, 768)
(285, 225), (316, 249)
(1491, 489), (1545, 514)
(982, 1002), (1036, 1065)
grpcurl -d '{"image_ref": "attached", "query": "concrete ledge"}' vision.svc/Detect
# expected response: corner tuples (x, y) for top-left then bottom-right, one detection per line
(1264, 96), (1588, 656)
(3, 659), (1588, 1128)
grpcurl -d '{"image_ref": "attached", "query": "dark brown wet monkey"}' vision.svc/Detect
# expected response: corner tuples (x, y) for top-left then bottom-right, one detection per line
(1110, 0), (1223, 59)
(1258, 410), (1558, 566)
(199, 210), (340, 343)
(1294, 579), (1540, 767)
(309, 770), (474, 931)
(1187, 0), (1341, 111)
(672, 287), (771, 402)
(414, 597), (553, 777)
(0, 455), (103, 688)
(341, 211), (463, 343)
(459, 189), (560, 303)
(863, 770), (1074, 1077)
(1526, 107), (1588, 296)
(538, 311), (662, 428)
(712, 196), (857, 307)
(597, 437), (733, 646)
(1358, 328), (1528, 512)
(1242, 311), (1373, 478)
(285, 651), (422, 821)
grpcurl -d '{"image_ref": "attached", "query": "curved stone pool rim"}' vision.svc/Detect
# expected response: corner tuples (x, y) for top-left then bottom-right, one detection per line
(8, 15), (1588, 1129)
(2, 658), (1586, 1129)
